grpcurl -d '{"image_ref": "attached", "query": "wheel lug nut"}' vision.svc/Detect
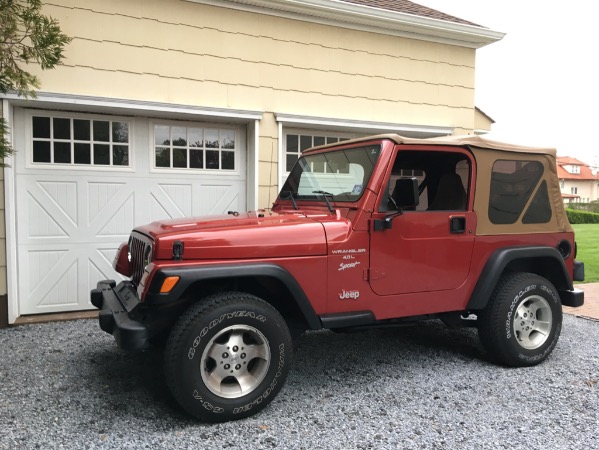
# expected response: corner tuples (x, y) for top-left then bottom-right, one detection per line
(241, 353), (246, 359)
(223, 352), (229, 358)
(233, 346), (239, 352)
(235, 364), (241, 370)
(224, 364), (230, 370)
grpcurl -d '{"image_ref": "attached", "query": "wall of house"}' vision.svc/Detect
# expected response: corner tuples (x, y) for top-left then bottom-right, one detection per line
(562, 180), (599, 203)
(30, 0), (477, 207)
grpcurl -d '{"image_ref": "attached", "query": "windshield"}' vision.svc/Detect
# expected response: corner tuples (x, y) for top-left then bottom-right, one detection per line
(280, 144), (381, 202)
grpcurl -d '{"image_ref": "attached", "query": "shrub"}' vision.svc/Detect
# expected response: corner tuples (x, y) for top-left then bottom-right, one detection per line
(566, 208), (599, 224)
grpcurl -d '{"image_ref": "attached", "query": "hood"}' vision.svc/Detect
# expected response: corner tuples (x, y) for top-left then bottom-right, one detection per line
(136, 211), (346, 260)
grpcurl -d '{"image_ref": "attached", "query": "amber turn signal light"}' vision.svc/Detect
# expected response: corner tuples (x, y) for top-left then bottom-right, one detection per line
(160, 276), (180, 293)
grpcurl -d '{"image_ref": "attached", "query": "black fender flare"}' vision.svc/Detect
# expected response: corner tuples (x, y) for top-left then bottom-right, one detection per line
(467, 246), (573, 311)
(145, 263), (322, 330)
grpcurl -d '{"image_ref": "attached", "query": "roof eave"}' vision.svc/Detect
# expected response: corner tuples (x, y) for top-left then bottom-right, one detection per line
(190, 0), (505, 48)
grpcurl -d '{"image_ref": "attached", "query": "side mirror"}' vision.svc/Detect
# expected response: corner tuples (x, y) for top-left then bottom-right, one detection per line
(374, 178), (420, 231)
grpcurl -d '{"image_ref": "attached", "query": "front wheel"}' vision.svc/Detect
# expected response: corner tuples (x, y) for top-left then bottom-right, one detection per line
(478, 272), (562, 367)
(164, 292), (293, 422)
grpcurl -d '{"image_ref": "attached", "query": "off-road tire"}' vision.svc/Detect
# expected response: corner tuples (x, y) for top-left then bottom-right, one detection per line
(164, 292), (293, 422)
(478, 272), (562, 367)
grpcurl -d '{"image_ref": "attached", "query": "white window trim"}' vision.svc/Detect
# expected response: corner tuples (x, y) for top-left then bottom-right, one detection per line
(149, 119), (244, 176)
(24, 109), (135, 172)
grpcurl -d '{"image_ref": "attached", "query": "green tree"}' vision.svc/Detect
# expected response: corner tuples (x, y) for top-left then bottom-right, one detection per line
(1, 0), (71, 165)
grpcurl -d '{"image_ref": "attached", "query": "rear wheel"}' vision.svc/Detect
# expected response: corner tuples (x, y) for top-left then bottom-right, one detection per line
(478, 272), (562, 367)
(164, 292), (293, 421)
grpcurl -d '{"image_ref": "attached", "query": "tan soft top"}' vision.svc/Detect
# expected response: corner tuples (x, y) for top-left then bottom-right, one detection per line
(306, 133), (557, 157)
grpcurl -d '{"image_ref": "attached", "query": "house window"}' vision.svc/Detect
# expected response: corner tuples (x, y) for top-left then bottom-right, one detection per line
(32, 116), (129, 166)
(571, 187), (578, 195)
(153, 125), (236, 170)
(560, 180), (565, 189)
(285, 133), (353, 173)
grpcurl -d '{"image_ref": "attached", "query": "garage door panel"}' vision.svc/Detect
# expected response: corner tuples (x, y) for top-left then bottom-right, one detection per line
(87, 181), (129, 224)
(38, 181), (78, 224)
(158, 183), (193, 216)
(96, 193), (135, 237)
(26, 250), (79, 310)
(199, 182), (242, 215)
(27, 194), (70, 238)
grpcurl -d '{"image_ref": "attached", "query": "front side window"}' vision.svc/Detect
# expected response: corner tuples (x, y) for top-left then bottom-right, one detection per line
(154, 125), (236, 171)
(32, 116), (129, 166)
(280, 145), (381, 202)
(383, 150), (471, 212)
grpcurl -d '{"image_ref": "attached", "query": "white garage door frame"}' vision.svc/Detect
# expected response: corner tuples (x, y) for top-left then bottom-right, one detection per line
(3, 93), (262, 323)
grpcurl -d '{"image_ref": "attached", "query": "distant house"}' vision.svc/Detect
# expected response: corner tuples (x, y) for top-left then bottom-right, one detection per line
(557, 156), (599, 203)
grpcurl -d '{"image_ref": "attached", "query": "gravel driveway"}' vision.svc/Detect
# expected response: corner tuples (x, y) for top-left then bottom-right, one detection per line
(1, 315), (597, 450)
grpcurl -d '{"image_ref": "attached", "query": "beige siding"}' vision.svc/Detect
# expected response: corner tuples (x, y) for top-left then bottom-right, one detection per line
(36, 0), (475, 127)
(28, 0), (479, 210)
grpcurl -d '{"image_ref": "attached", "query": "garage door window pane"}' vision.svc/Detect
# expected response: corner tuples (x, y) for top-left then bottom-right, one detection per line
(31, 115), (130, 167)
(74, 120), (90, 140)
(206, 150), (219, 169)
(93, 121), (110, 142)
(33, 141), (51, 162)
(190, 149), (204, 168)
(153, 125), (236, 171)
(54, 142), (71, 163)
(113, 145), (128, 166)
(222, 151), (234, 170)
(172, 127), (187, 146)
(173, 148), (187, 168)
(112, 122), (128, 143)
(53, 118), (70, 140)
(94, 144), (110, 165)
(74, 143), (91, 164)
(221, 129), (235, 149)
(33, 117), (50, 138)
(205, 129), (219, 148)
(156, 147), (170, 167)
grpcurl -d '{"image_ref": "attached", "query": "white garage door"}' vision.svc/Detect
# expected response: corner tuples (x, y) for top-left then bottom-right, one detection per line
(12, 108), (246, 315)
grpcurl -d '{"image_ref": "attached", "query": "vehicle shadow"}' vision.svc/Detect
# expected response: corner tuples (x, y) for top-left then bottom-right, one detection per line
(86, 320), (488, 424)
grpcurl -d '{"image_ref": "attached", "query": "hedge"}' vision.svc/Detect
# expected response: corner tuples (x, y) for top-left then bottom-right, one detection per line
(566, 208), (599, 224)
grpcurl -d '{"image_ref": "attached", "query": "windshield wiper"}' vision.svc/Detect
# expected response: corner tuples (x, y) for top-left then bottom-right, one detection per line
(312, 190), (335, 213)
(280, 190), (298, 210)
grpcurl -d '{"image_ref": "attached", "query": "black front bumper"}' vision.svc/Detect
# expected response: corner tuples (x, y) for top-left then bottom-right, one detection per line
(91, 280), (149, 351)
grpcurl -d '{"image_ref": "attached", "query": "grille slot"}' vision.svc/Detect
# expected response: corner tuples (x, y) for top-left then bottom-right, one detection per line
(129, 234), (152, 286)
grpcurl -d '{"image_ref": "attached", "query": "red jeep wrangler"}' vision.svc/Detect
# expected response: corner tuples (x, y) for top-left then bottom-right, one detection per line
(92, 134), (585, 422)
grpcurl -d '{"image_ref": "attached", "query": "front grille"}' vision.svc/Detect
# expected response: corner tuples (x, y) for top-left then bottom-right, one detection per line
(129, 232), (153, 286)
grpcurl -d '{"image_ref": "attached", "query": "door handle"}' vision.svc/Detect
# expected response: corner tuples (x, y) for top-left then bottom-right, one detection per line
(450, 216), (466, 234)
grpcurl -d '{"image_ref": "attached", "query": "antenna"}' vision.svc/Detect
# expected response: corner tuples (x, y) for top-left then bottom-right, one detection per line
(266, 141), (274, 215)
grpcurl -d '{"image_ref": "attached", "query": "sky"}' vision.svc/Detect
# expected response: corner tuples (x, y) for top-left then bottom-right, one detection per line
(416, 0), (599, 167)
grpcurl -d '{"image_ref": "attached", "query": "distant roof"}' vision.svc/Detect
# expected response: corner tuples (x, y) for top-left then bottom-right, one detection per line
(557, 156), (599, 181)
(340, 0), (482, 27)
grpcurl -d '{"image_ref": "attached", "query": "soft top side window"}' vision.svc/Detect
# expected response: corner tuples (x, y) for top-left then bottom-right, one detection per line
(489, 160), (545, 224)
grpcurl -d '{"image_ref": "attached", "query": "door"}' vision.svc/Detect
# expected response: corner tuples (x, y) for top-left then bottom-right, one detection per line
(369, 146), (476, 296)
(12, 108), (246, 315)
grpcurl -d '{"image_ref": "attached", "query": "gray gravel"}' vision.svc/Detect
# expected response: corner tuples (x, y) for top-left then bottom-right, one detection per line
(1, 315), (598, 450)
